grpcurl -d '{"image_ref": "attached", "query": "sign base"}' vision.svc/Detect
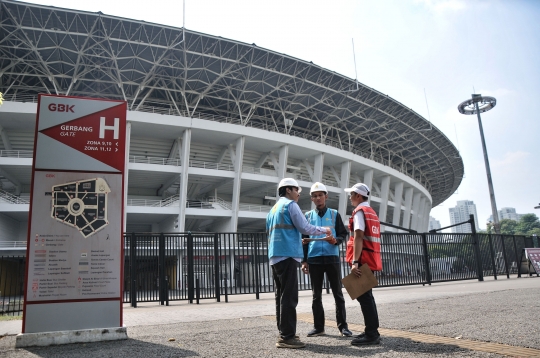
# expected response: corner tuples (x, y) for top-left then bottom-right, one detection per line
(15, 327), (127, 347)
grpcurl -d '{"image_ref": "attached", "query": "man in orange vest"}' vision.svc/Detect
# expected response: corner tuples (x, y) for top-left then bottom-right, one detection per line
(344, 183), (382, 346)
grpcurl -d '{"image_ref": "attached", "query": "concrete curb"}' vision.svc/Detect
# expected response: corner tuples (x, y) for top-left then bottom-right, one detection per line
(15, 326), (127, 347)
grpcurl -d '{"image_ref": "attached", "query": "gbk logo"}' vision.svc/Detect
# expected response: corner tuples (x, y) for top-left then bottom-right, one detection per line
(48, 103), (75, 112)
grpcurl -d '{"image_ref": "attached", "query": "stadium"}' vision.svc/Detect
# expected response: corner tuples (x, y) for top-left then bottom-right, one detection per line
(0, 0), (463, 255)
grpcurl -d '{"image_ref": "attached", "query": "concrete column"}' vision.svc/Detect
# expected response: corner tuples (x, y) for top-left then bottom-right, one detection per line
(178, 129), (191, 232)
(416, 198), (426, 232)
(230, 136), (245, 231)
(378, 176), (391, 232)
(410, 192), (421, 231)
(363, 169), (373, 204)
(313, 153), (324, 182)
(123, 121), (132, 232)
(392, 182), (404, 230)
(338, 160), (351, 219)
(311, 153), (325, 210)
(277, 145), (289, 179)
(402, 187), (414, 229)
(421, 202), (432, 233)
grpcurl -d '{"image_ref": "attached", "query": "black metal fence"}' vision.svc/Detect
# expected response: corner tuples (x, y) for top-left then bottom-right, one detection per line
(122, 231), (538, 306)
(1, 232), (537, 314)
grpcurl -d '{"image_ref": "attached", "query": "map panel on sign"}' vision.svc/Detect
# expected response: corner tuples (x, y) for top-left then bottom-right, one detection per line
(51, 178), (111, 238)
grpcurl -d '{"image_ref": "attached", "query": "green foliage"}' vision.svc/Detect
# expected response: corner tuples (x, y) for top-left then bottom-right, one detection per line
(499, 219), (518, 235)
(486, 213), (540, 236)
(516, 213), (540, 235)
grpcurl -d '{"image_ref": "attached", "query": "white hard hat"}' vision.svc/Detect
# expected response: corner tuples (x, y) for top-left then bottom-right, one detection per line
(278, 178), (302, 192)
(344, 183), (370, 197)
(310, 182), (328, 194)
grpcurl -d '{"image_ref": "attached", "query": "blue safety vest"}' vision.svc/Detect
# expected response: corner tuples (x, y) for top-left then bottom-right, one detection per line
(305, 208), (339, 257)
(266, 198), (303, 259)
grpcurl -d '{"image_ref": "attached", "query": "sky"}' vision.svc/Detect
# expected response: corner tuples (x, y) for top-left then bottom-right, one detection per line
(24, 0), (540, 230)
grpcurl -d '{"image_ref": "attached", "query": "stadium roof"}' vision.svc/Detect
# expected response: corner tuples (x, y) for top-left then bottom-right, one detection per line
(0, 0), (463, 206)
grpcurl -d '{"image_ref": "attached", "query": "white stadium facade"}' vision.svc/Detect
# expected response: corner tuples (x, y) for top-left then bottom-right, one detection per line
(0, 0), (463, 255)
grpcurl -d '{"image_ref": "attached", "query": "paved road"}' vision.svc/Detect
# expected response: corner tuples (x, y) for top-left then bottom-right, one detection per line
(1, 275), (538, 357)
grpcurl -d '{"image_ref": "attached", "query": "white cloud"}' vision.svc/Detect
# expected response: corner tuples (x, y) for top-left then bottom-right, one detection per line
(492, 151), (530, 168)
(476, 88), (515, 98)
(415, 0), (467, 12)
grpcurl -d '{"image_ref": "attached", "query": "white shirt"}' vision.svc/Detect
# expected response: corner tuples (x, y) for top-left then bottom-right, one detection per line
(352, 202), (370, 232)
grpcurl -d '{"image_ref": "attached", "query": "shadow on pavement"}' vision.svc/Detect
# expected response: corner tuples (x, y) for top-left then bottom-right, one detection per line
(22, 338), (199, 358)
(304, 336), (478, 356)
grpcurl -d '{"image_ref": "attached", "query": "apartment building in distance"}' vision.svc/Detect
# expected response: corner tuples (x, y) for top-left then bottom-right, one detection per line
(449, 200), (479, 233)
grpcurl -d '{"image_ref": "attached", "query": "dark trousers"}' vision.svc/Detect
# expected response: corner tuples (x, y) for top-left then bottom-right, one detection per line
(356, 288), (380, 338)
(272, 258), (299, 340)
(309, 262), (348, 331)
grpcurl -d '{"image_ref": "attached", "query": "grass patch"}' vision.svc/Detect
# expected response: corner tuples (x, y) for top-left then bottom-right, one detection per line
(0, 315), (22, 321)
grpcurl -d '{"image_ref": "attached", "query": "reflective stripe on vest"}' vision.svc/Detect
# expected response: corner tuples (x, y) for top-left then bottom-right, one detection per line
(346, 204), (382, 271)
(305, 208), (339, 258)
(266, 198), (303, 259)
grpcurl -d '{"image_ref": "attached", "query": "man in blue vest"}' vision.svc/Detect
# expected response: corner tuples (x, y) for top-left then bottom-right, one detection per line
(302, 182), (353, 338)
(267, 178), (331, 349)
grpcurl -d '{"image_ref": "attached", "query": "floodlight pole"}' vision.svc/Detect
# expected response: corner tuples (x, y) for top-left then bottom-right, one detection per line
(458, 94), (500, 234)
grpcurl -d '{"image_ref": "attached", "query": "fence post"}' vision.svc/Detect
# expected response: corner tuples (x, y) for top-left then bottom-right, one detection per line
(254, 234), (260, 300)
(214, 233), (221, 302)
(470, 215), (483, 282)
(421, 233), (432, 286)
(187, 232), (194, 304)
(130, 233), (137, 308)
(159, 233), (165, 305)
(487, 234), (497, 280)
(500, 235), (510, 279)
(512, 235), (520, 277)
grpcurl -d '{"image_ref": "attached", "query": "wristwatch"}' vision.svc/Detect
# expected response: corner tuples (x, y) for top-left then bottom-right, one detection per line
(352, 260), (359, 264)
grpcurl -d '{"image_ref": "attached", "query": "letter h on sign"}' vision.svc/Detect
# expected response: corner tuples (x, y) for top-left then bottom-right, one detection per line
(99, 117), (119, 139)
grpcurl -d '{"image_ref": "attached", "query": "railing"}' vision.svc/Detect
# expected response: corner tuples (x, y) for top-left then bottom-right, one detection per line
(242, 166), (276, 177)
(127, 195), (179, 207)
(189, 160), (234, 171)
(238, 204), (273, 213)
(1, 232), (537, 314)
(209, 197), (232, 210)
(0, 241), (26, 248)
(2, 94), (436, 193)
(130, 156), (180, 166)
(0, 150), (33, 158)
(0, 190), (30, 204)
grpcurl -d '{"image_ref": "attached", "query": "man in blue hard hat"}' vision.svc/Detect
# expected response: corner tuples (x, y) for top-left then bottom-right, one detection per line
(267, 178), (332, 349)
(302, 182), (353, 338)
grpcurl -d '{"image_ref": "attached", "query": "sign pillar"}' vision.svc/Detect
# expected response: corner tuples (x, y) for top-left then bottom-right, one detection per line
(19, 94), (127, 346)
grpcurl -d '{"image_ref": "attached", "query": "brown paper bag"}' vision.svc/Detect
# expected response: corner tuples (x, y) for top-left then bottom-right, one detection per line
(341, 263), (378, 300)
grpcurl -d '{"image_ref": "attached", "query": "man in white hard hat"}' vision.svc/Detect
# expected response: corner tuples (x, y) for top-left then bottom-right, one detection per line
(267, 178), (331, 349)
(344, 183), (382, 346)
(301, 182), (353, 338)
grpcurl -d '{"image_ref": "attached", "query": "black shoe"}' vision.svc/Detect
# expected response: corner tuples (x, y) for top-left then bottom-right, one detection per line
(276, 338), (306, 349)
(307, 328), (325, 337)
(354, 332), (366, 339)
(341, 328), (353, 337)
(351, 335), (381, 346)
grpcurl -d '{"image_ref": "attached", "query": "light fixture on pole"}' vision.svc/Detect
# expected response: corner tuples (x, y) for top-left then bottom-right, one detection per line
(458, 94), (499, 234)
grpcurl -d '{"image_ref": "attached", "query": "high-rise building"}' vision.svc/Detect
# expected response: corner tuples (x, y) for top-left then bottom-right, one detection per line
(449, 200), (479, 233)
(428, 216), (441, 232)
(488, 207), (523, 223)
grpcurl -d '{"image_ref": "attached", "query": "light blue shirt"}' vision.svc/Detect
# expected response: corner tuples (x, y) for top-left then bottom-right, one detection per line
(269, 198), (327, 265)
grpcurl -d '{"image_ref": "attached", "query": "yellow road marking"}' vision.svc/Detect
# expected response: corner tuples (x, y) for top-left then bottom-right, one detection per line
(264, 313), (540, 357)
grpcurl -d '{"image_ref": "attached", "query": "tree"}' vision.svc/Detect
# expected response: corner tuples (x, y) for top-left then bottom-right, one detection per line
(516, 214), (540, 235)
(499, 219), (518, 235)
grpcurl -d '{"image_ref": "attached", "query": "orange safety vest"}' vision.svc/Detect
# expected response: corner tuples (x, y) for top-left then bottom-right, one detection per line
(346, 205), (382, 271)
